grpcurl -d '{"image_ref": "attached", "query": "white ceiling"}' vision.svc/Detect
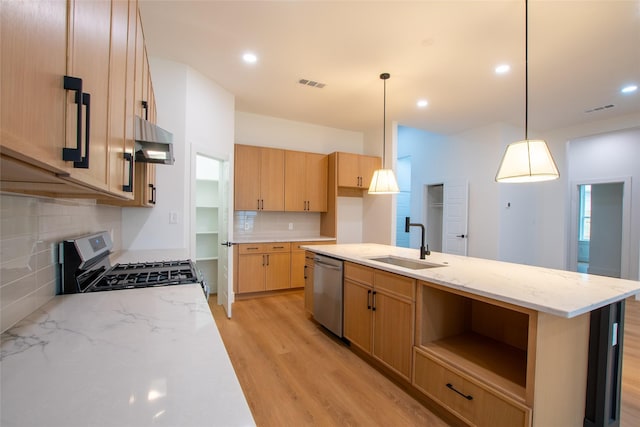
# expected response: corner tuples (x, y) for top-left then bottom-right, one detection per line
(139, 0), (640, 136)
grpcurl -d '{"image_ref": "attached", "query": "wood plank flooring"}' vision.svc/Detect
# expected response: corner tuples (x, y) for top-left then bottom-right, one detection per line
(210, 293), (640, 427)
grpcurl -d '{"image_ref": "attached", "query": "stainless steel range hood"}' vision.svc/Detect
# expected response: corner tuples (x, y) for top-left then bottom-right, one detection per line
(135, 116), (175, 165)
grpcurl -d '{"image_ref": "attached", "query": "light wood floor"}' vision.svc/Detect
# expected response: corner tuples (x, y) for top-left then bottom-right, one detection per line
(210, 293), (640, 426)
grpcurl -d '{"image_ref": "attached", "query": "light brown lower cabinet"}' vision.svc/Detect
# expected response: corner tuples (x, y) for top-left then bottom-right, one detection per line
(343, 262), (415, 380)
(237, 243), (291, 293)
(303, 251), (315, 314)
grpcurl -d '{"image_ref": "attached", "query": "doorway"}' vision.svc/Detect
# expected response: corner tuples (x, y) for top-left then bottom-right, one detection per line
(190, 145), (233, 317)
(417, 180), (468, 256)
(570, 178), (630, 279)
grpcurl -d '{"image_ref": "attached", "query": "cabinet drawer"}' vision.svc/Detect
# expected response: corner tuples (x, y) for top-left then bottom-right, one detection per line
(238, 243), (268, 254)
(414, 349), (530, 427)
(374, 270), (415, 300)
(264, 242), (291, 253)
(345, 262), (373, 285)
(238, 242), (291, 254)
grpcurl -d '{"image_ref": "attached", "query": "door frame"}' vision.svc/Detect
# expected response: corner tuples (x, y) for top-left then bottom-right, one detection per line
(568, 176), (631, 279)
(189, 143), (234, 316)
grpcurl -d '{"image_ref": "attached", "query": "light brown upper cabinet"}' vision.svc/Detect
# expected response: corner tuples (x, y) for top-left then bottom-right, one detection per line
(234, 144), (285, 211)
(1, 0), (146, 201)
(284, 151), (328, 212)
(337, 152), (381, 190)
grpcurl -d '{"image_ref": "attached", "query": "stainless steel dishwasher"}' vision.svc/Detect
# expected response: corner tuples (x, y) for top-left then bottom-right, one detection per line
(313, 254), (344, 337)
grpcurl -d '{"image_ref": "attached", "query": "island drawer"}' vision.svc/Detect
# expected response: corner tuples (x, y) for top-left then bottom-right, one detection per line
(374, 270), (415, 300)
(413, 348), (531, 427)
(344, 262), (373, 285)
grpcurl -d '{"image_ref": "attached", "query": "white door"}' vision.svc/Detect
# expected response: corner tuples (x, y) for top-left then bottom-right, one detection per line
(217, 160), (233, 317)
(442, 180), (469, 256)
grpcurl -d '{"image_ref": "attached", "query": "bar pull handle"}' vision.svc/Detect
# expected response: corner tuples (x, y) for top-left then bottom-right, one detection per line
(123, 153), (133, 192)
(303, 264), (307, 280)
(141, 100), (148, 121)
(72, 92), (91, 169)
(63, 76), (83, 163)
(446, 383), (473, 401)
(265, 254), (270, 266)
(148, 183), (157, 204)
(367, 289), (372, 309)
(371, 291), (377, 311)
(257, 199), (261, 210)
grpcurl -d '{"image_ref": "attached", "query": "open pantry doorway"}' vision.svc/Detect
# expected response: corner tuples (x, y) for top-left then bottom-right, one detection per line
(190, 145), (233, 317)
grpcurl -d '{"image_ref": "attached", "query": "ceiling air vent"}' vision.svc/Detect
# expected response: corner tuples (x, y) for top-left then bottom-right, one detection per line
(299, 79), (326, 89)
(585, 104), (615, 113)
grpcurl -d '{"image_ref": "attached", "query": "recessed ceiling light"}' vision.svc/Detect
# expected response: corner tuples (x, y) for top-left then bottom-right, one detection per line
(495, 64), (510, 74)
(242, 52), (258, 64)
(621, 84), (638, 94)
(417, 99), (428, 108)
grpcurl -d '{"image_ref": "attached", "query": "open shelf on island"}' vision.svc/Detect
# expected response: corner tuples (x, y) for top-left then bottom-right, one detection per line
(418, 281), (535, 404)
(419, 332), (527, 402)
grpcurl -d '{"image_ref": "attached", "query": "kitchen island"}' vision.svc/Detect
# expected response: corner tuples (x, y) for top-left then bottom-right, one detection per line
(0, 284), (255, 427)
(304, 243), (640, 427)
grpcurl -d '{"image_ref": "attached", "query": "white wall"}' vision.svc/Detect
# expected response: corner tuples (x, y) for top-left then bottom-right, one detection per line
(567, 127), (640, 280)
(123, 58), (235, 251)
(398, 114), (640, 272)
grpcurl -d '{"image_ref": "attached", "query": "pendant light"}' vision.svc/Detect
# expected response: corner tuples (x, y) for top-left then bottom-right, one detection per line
(368, 73), (400, 194)
(495, 0), (559, 183)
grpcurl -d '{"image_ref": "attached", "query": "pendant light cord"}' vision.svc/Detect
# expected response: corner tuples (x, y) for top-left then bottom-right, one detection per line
(380, 73), (390, 168)
(525, 0), (529, 141)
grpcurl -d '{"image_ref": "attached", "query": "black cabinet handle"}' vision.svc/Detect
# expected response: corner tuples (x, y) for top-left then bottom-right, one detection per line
(372, 290), (377, 311)
(73, 92), (91, 169)
(456, 234), (467, 238)
(62, 76), (83, 163)
(367, 289), (372, 309)
(303, 264), (307, 280)
(141, 100), (148, 121)
(446, 383), (473, 401)
(123, 153), (133, 192)
(148, 183), (157, 204)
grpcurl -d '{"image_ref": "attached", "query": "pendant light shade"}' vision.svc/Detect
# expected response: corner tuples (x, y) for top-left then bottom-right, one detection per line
(496, 0), (559, 183)
(495, 139), (559, 182)
(369, 73), (400, 194)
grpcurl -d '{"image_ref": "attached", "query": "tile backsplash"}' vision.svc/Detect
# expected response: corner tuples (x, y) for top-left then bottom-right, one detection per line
(234, 211), (322, 239)
(0, 194), (121, 333)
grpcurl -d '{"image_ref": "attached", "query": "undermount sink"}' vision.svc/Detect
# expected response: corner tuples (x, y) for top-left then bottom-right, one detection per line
(367, 256), (445, 270)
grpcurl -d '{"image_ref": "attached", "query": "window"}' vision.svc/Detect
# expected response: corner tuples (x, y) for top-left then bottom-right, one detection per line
(579, 184), (591, 241)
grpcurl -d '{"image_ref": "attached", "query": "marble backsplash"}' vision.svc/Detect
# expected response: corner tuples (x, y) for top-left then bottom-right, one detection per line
(0, 194), (122, 333)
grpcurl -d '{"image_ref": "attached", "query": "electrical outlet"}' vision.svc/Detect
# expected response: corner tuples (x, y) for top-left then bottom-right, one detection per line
(169, 211), (178, 224)
(288, 222), (293, 230)
(244, 222), (250, 231)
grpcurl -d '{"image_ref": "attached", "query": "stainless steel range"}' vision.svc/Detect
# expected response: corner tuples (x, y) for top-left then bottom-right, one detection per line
(59, 231), (208, 296)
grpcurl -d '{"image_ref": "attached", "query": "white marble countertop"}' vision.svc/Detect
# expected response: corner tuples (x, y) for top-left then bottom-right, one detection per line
(0, 285), (255, 427)
(233, 235), (336, 244)
(303, 243), (640, 318)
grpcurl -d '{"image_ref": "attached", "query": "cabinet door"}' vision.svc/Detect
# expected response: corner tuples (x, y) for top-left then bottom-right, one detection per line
(234, 145), (262, 210)
(284, 150), (306, 211)
(337, 152), (360, 188)
(304, 256), (314, 314)
(107, 0), (134, 198)
(65, 0), (112, 190)
(290, 250), (306, 288)
(306, 153), (328, 212)
(265, 252), (291, 290)
(1, 0), (68, 172)
(259, 147), (284, 211)
(359, 155), (381, 190)
(343, 279), (373, 352)
(237, 254), (265, 293)
(372, 291), (414, 379)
